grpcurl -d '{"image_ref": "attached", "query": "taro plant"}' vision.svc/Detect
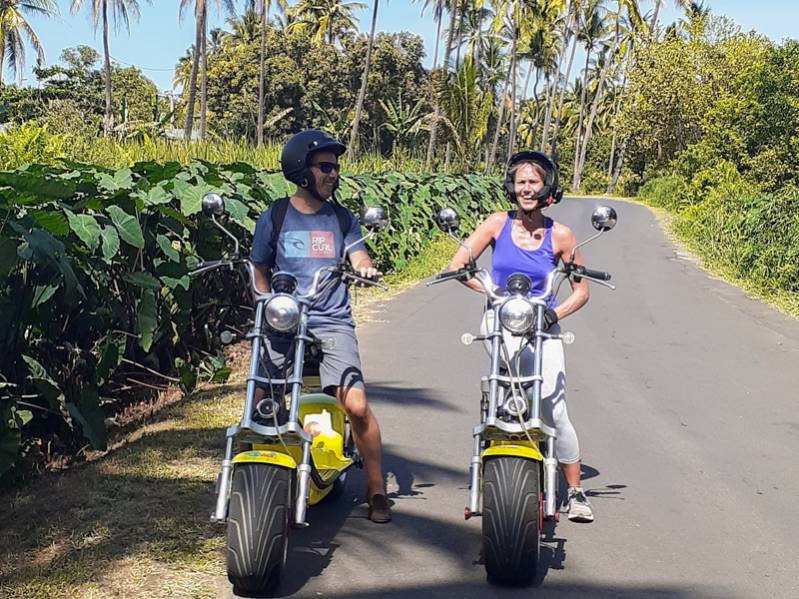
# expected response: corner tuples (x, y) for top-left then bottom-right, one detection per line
(0, 160), (502, 484)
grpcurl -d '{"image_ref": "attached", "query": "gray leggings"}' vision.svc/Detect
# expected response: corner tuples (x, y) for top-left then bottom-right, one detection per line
(481, 313), (581, 464)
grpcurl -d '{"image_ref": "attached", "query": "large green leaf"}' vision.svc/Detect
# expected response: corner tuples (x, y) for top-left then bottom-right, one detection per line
(156, 261), (190, 290)
(0, 167), (77, 199)
(136, 289), (157, 351)
(122, 271), (162, 290)
(0, 403), (21, 478)
(11, 224), (85, 302)
(29, 209), (70, 236)
(172, 179), (212, 216)
(65, 210), (102, 251)
(98, 168), (133, 193)
(139, 185), (172, 206)
(100, 224), (120, 261)
(0, 237), (19, 277)
(67, 386), (107, 451)
(96, 335), (126, 386)
(31, 285), (58, 308)
(156, 234), (180, 262)
(106, 205), (144, 249)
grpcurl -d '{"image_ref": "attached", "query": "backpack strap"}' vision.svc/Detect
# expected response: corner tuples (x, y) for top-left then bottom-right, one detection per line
(269, 197), (352, 262)
(330, 201), (352, 259)
(269, 197), (291, 267)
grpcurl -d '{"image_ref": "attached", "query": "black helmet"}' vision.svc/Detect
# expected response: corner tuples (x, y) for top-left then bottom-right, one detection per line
(504, 150), (563, 209)
(281, 129), (346, 188)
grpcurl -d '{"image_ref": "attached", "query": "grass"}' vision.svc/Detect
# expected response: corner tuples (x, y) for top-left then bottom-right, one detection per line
(0, 235), (457, 599)
(0, 124), (433, 174)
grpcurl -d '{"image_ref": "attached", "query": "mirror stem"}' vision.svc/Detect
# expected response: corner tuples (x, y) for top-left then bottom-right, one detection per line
(211, 215), (241, 258)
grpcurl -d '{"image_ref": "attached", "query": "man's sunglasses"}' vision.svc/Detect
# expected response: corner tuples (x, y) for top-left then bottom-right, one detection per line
(310, 161), (340, 174)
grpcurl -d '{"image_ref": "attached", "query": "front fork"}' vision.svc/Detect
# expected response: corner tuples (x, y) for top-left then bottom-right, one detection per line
(211, 301), (315, 527)
(466, 435), (559, 519)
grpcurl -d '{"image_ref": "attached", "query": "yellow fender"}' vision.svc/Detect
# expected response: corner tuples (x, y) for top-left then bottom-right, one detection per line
(481, 440), (543, 462)
(233, 450), (297, 470)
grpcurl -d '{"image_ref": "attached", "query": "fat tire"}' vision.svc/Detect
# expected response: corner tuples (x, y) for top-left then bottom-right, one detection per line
(226, 463), (291, 595)
(482, 457), (541, 585)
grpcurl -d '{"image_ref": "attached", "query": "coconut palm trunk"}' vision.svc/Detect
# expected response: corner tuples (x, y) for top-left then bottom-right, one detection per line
(199, 3), (208, 140)
(505, 18), (519, 163)
(649, 0), (661, 33)
(551, 6), (580, 158)
(424, 1), (444, 170)
(184, 0), (205, 140)
(427, 0), (457, 169)
(348, 0), (379, 160)
(571, 42), (591, 190)
(486, 55), (514, 173)
(101, 0), (114, 136)
(574, 17), (620, 190)
(0, 33), (5, 86)
(257, 1), (269, 146)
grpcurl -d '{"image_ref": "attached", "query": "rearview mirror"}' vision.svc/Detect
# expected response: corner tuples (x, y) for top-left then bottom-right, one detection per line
(591, 206), (617, 232)
(362, 206), (388, 232)
(435, 207), (460, 233)
(202, 193), (225, 217)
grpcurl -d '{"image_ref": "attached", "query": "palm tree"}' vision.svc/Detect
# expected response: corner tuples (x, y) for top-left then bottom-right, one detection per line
(70, 0), (149, 136)
(287, 0), (366, 46)
(571, 0), (607, 190)
(179, 0), (234, 141)
(348, 0), (381, 160)
(648, 0), (691, 36)
(0, 0), (57, 86)
(414, 0), (446, 169)
(550, 0), (583, 158)
(573, 0), (642, 190)
(256, 0), (287, 146)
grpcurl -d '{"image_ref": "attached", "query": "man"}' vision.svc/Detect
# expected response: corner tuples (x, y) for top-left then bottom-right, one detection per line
(250, 129), (391, 523)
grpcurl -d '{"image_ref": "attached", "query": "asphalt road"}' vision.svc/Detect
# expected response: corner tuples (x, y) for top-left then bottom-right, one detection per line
(225, 198), (799, 598)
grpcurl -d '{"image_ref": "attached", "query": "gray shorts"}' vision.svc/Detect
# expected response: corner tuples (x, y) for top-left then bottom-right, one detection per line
(261, 325), (364, 395)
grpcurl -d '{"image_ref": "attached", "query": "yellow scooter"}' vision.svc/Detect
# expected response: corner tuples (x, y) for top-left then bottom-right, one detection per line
(192, 193), (386, 595)
(429, 205), (617, 584)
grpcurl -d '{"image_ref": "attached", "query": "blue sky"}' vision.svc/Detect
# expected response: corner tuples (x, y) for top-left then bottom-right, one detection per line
(7, 1), (798, 92)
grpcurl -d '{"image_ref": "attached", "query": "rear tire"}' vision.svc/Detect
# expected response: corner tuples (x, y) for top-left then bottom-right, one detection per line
(482, 457), (540, 585)
(227, 463), (291, 595)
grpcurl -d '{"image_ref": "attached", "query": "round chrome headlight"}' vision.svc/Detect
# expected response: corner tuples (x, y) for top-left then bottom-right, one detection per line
(499, 296), (535, 334)
(265, 294), (300, 332)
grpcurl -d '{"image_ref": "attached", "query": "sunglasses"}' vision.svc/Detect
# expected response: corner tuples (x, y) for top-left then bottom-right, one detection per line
(310, 161), (340, 174)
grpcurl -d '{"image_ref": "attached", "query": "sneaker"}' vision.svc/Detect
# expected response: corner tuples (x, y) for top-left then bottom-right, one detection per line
(368, 494), (392, 524)
(562, 487), (594, 523)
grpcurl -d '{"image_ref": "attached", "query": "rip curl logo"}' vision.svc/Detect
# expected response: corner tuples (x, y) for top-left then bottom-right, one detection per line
(283, 231), (335, 258)
(309, 231), (335, 257)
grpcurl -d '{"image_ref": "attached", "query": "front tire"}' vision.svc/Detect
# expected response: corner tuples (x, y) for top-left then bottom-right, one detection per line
(482, 457), (541, 585)
(227, 463), (291, 595)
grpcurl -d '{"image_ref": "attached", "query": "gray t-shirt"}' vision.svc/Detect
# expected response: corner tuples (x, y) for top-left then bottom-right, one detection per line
(250, 200), (366, 328)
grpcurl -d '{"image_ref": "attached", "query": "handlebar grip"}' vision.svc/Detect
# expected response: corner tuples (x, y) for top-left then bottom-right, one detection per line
(575, 265), (611, 281)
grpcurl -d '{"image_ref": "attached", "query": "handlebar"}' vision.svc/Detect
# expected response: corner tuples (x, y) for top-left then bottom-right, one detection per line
(429, 261), (615, 300)
(191, 258), (387, 302)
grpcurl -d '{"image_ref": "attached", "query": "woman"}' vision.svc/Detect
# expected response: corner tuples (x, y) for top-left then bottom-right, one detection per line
(446, 150), (594, 522)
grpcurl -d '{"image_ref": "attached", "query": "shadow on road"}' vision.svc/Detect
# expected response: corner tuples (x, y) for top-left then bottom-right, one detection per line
(365, 381), (467, 414)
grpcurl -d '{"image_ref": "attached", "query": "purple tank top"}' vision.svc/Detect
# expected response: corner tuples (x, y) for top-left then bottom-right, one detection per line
(492, 212), (558, 307)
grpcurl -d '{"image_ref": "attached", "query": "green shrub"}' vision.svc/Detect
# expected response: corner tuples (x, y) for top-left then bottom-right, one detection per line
(674, 182), (799, 295)
(637, 174), (687, 210)
(0, 161), (503, 483)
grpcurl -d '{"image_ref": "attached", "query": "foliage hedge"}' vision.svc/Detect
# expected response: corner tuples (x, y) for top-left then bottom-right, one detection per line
(0, 161), (503, 483)
(639, 174), (799, 303)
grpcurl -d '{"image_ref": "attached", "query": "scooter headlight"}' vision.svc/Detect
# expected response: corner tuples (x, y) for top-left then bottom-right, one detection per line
(499, 296), (535, 334)
(265, 294), (300, 332)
